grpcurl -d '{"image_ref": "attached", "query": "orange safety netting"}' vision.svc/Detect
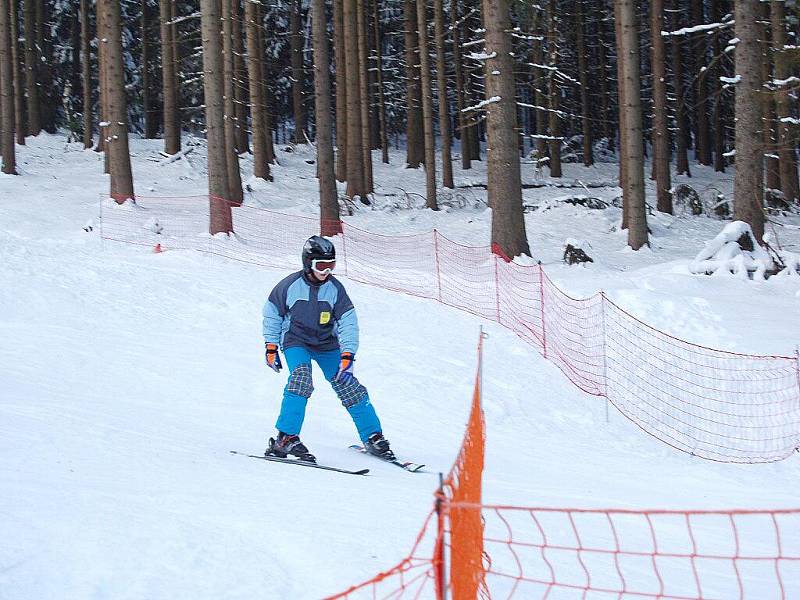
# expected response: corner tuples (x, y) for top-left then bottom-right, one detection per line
(323, 509), (442, 599)
(100, 196), (800, 464)
(441, 333), (488, 600)
(443, 504), (800, 599)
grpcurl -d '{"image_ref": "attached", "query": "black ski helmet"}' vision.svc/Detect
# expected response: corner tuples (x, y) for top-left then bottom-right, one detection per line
(302, 235), (336, 273)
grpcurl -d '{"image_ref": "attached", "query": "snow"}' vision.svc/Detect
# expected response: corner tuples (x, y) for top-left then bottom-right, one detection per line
(689, 221), (773, 279)
(661, 21), (733, 37)
(461, 96), (500, 112)
(466, 51), (496, 61)
(1, 133), (799, 599)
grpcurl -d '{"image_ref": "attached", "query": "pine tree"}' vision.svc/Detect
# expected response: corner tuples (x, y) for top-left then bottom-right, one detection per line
(201, 0), (233, 234)
(99, 0), (135, 201)
(311, 0), (340, 235)
(24, 0), (40, 136)
(616, 0), (647, 249)
(160, 0), (180, 154)
(222, 0), (243, 204)
(482, 0), (529, 258)
(80, 0), (93, 148)
(416, 0), (437, 207)
(733, 0), (765, 240)
(245, 0), (271, 181)
(652, 0), (672, 213)
(0, 0), (17, 174)
(433, 0), (453, 188)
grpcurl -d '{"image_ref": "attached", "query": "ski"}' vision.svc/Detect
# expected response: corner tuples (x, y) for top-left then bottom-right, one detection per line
(230, 451), (370, 476)
(349, 445), (426, 473)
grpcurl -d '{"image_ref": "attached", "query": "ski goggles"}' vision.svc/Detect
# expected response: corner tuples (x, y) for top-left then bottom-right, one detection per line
(311, 259), (336, 274)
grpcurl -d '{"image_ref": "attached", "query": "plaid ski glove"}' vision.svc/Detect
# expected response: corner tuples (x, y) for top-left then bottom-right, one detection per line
(334, 352), (355, 383)
(265, 343), (283, 373)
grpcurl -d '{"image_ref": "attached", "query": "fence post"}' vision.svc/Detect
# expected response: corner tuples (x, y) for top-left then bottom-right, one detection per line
(434, 472), (447, 600)
(494, 255), (500, 323)
(433, 230), (442, 303)
(340, 222), (349, 277)
(601, 292), (610, 423)
(539, 262), (547, 359)
(795, 346), (800, 399)
(99, 193), (105, 252)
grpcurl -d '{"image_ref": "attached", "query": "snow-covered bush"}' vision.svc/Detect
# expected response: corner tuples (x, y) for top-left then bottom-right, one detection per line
(592, 137), (618, 163)
(672, 184), (704, 216)
(690, 221), (774, 280)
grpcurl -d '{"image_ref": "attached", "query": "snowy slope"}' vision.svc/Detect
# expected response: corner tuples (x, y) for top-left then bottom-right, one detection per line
(1, 134), (799, 599)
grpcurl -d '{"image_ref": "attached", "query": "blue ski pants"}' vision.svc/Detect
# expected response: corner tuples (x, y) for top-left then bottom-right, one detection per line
(275, 346), (382, 442)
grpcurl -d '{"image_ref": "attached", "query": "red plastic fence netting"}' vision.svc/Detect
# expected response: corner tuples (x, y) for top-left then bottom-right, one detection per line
(324, 334), (800, 600)
(100, 196), (800, 463)
(445, 503), (800, 599)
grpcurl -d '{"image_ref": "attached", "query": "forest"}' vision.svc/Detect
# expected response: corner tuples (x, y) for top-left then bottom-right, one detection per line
(0, 0), (798, 258)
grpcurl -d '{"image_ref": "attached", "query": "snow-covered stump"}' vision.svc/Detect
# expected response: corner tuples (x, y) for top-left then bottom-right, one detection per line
(690, 221), (774, 280)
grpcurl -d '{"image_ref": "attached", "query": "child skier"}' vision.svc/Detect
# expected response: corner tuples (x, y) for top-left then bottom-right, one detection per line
(262, 235), (394, 463)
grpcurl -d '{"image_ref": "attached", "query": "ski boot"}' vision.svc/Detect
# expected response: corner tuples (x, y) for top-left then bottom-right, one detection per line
(266, 432), (316, 463)
(364, 432), (395, 461)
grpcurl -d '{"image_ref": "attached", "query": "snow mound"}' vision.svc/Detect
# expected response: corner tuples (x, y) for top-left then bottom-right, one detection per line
(689, 221), (773, 279)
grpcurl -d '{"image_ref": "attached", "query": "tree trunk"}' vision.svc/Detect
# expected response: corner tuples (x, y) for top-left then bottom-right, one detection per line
(416, 0), (437, 207)
(24, 0), (40, 136)
(710, 0), (725, 172)
(343, 0), (365, 200)
(596, 3), (613, 151)
(222, 0), (243, 204)
(771, 0), (799, 203)
(671, 0), (691, 176)
(0, 0), (17, 173)
(652, 0), (672, 213)
(256, 7), (275, 164)
(245, 0), (271, 181)
(733, 0), (765, 242)
(531, 6), (548, 160)
(333, 0), (347, 181)
(575, 0), (593, 166)
(95, 5), (108, 162)
(617, 0), (648, 249)
(232, 0), (249, 153)
(356, 0), (373, 193)
(311, 0), (340, 235)
(761, 4), (781, 194)
(434, 0), (453, 187)
(451, 0), (470, 169)
(99, 0), (135, 201)
(546, 0), (562, 178)
(201, 0), (233, 234)
(691, 0), (712, 165)
(10, 0), (24, 145)
(142, 0), (155, 138)
(615, 0), (628, 228)
(373, 0), (389, 164)
(290, 0), (307, 143)
(160, 0), (180, 154)
(404, 0), (424, 168)
(36, 0), (55, 133)
(482, 0), (529, 259)
(80, 0), (92, 148)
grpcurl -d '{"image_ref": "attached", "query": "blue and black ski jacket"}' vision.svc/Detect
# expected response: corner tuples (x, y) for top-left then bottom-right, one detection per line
(263, 271), (358, 353)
